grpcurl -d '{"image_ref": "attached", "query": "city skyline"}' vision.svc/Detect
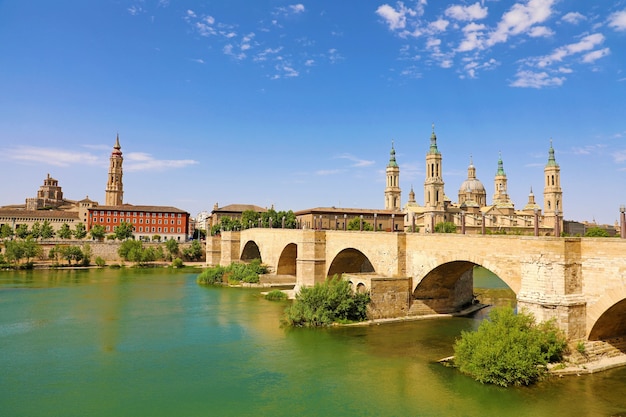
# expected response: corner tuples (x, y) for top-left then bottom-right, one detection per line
(1, 1), (625, 224)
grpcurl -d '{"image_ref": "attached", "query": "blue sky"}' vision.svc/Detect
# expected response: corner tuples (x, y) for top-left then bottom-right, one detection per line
(0, 0), (625, 224)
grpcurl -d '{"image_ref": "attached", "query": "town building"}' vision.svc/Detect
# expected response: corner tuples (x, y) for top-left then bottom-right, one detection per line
(209, 203), (268, 230)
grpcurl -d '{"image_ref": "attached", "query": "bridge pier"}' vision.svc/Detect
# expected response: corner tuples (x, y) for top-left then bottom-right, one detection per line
(295, 230), (327, 289)
(517, 238), (587, 340)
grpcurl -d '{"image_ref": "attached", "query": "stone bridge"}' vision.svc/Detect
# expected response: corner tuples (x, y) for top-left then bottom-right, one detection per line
(206, 229), (626, 341)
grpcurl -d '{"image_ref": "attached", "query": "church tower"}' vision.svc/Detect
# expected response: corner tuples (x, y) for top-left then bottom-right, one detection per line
(385, 141), (401, 211)
(492, 153), (513, 209)
(543, 140), (562, 223)
(105, 134), (124, 206)
(424, 124), (444, 210)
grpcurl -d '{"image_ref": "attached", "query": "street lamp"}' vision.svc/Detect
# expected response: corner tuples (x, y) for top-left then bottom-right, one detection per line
(619, 204), (626, 239)
(334, 215), (338, 230)
(373, 213), (377, 232)
(343, 214), (347, 231)
(360, 214), (363, 231)
(554, 209), (560, 237)
(391, 213), (395, 232)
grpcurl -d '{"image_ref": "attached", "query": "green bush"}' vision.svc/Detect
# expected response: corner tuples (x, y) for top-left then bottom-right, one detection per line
(95, 256), (106, 267)
(453, 306), (567, 387)
(265, 290), (288, 301)
(197, 265), (226, 285)
(284, 275), (370, 327)
(172, 258), (184, 268)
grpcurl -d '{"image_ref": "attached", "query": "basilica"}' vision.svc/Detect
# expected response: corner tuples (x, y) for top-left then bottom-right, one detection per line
(384, 125), (563, 235)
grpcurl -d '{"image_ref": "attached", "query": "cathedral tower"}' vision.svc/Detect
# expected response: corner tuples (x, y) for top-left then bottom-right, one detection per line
(492, 153), (513, 209)
(385, 141), (401, 211)
(105, 134), (124, 206)
(543, 140), (562, 221)
(424, 124), (444, 210)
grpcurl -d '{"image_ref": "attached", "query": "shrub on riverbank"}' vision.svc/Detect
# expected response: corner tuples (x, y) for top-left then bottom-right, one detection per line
(265, 290), (288, 301)
(197, 259), (268, 285)
(453, 306), (567, 387)
(284, 275), (370, 327)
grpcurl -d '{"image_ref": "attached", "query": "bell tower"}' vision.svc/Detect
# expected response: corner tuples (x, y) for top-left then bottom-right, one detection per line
(105, 134), (124, 206)
(543, 140), (562, 226)
(424, 124), (444, 210)
(385, 141), (401, 211)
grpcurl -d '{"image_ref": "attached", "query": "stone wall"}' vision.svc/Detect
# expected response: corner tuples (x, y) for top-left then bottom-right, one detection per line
(368, 277), (412, 319)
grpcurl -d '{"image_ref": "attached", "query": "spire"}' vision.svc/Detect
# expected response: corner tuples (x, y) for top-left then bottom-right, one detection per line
(388, 140), (398, 167)
(546, 138), (558, 167)
(114, 133), (121, 150)
(467, 155), (476, 179)
(428, 123), (440, 155)
(496, 152), (506, 176)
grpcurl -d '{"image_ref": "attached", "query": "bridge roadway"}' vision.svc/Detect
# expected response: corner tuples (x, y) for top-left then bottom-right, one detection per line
(206, 229), (626, 341)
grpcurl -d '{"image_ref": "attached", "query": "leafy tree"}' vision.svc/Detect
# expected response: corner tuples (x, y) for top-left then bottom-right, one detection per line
(59, 245), (84, 266)
(90, 224), (106, 241)
(284, 275), (370, 327)
(241, 210), (261, 229)
(40, 220), (55, 240)
(435, 221), (457, 233)
(347, 217), (373, 231)
(58, 223), (73, 240)
(261, 208), (279, 228)
(192, 228), (206, 240)
(73, 223), (87, 240)
(31, 222), (42, 240)
(81, 243), (92, 266)
(118, 240), (144, 263)
(15, 224), (29, 239)
(182, 240), (203, 261)
(165, 238), (179, 261)
(152, 234), (161, 242)
(585, 227), (610, 237)
(453, 306), (567, 387)
(0, 224), (14, 239)
(114, 221), (134, 241)
(4, 240), (25, 266)
(276, 210), (297, 228)
(22, 237), (42, 264)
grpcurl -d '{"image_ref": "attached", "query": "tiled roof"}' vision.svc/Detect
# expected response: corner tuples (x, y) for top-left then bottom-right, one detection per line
(213, 204), (267, 214)
(88, 204), (189, 214)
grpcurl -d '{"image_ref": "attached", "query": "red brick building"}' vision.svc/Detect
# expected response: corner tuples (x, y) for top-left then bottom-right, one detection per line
(88, 204), (190, 241)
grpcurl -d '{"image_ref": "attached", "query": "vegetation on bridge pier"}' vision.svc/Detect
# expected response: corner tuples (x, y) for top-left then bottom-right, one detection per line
(284, 275), (370, 327)
(196, 259), (268, 285)
(453, 306), (567, 387)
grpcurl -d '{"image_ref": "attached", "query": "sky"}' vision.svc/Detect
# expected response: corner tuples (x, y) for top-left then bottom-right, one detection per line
(0, 0), (625, 225)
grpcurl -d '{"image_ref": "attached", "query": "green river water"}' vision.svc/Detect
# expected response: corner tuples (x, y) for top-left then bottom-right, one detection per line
(1, 268), (625, 417)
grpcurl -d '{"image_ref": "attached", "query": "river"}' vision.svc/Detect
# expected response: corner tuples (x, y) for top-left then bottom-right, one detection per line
(1, 268), (625, 417)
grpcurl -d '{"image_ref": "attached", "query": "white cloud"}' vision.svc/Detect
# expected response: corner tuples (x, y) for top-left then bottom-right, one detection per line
(445, 2), (488, 21)
(510, 70), (565, 88)
(531, 33), (606, 67)
(613, 150), (626, 163)
(191, 58), (204, 64)
(582, 48), (610, 63)
(528, 25), (554, 37)
(429, 19), (449, 32)
(336, 154), (375, 167)
(457, 23), (486, 52)
(375, 1), (426, 37)
(562, 12), (585, 24)
(376, 4), (409, 30)
(125, 152), (198, 172)
(316, 169), (344, 176)
(4, 146), (101, 167)
(289, 4), (305, 14)
(487, 0), (556, 47)
(608, 9), (626, 31)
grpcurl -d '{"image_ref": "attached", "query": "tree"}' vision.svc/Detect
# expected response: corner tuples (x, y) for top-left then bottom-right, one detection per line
(73, 223), (87, 240)
(453, 306), (567, 387)
(15, 224), (29, 239)
(585, 227), (610, 237)
(31, 222), (42, 240)
(0, 224), (14, 239)
(118, 240), (144, 263)
(165, 238), (179, 261)
(276, 210), (297, 228)
(347, 217), (373, 231)
(81, 243), (92, 266)
(182, 240), (203, 261)
(90, 224), (106, 241)
(284, 275), (370, 327)
(114, 221), (134, 240)
(58, 223), (73, 240)
(40, 220), (55, 240)
(241, 210), (260, 229)
(59, 245), (84, 266)
(4, 240), (25, 266)
(435, 221), (457, 233)
(22, 237), (42, 264)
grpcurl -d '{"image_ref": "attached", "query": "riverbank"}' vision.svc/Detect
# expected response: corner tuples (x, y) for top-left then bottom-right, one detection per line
(551, 354), (626, 375)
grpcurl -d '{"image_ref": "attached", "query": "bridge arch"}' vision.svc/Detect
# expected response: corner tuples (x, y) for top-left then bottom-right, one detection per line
(241, 240), (262, 262)
(587, 289), (626, 340)
(327, 248), (375, 278)
(276, 243), (297, 275)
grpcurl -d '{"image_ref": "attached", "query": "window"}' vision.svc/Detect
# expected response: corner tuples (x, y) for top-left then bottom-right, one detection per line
(100, 218), (103, 223)
(113, 218), (117, 223)
(165, 213), (169, 218)
(158, 219), (162, 225)
(140, 212), (144, 217)
(113, 211), (118, 216)
(139, 226), (143, 232)
(177, 228), (181, 233)
(107, 211), (111, 215)
(152, 227), (155, 232)
(158, 213), (162, 217)
(140, 219), (143, 224)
